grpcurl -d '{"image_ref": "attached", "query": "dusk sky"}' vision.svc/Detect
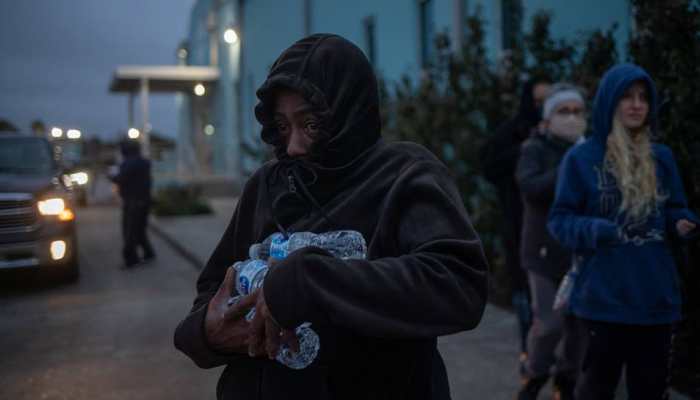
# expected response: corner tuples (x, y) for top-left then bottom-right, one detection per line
(0, 0), (194, 139)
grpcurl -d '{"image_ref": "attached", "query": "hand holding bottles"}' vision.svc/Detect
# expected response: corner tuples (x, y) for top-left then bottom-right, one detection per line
(247, 285), (300, 360)
(231, 230), (367, 369)
(204, 267), (258, 354)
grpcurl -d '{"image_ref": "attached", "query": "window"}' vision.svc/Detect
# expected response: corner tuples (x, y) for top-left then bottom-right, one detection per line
(418, 0), (434, 68)
(363, 16), (377, 66)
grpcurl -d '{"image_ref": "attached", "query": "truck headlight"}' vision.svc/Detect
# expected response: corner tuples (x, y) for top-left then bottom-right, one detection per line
(50, 240), (67, 260)
(70, 172), (89, 185)
(38, 198), (66, 215)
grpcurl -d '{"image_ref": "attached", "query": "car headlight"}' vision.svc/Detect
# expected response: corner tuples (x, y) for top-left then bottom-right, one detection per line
(38, 198), (65, 215)
(70, 172), (89, 185)
(62, 174), (73, 188)
(38, 197), (75, 221)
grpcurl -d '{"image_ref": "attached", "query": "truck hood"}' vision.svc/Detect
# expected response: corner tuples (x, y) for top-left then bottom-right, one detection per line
(0, 173), (56, 195)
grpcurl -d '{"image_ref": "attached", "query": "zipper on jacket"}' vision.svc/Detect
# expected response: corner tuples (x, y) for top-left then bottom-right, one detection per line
(287, 174), (297, 193)
(288, 174), (297, 193)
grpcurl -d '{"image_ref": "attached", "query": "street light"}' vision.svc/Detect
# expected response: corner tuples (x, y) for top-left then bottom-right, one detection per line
(224, 28), (239, 44)
(194, 83), (206, 96)
(204, 124), (215, 136)
(66, 129), (81, 139)
(128, 128), (140, 139)
(50, 127), (63, 138)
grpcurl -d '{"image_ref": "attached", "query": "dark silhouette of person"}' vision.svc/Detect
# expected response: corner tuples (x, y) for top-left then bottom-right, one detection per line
(111, 140), (155, 267)
(480, 77), (551, 372)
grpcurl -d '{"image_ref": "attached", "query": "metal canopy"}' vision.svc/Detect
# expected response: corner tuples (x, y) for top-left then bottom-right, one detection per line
(109, 65), (220, 93)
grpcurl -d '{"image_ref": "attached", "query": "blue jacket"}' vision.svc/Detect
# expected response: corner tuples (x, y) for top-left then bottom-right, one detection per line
(548, 64), (699, 325)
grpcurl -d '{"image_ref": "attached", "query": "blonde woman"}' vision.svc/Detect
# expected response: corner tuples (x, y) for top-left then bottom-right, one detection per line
(548, 64), (698, 400)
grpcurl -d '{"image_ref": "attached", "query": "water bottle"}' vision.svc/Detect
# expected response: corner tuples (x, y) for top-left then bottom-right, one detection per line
(230, 252), (320, 369)
(233, 259), (268, 295)
(230, 230), (366, 369)
(553, 256), (581, 312)
(269, 230), (367, 260)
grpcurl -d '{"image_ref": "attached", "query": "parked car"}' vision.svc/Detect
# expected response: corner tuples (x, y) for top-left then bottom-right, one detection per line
(0, 135), (79, 281)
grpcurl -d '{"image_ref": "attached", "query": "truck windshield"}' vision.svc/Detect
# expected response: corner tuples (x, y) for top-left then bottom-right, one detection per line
(0, 137), (55, 175)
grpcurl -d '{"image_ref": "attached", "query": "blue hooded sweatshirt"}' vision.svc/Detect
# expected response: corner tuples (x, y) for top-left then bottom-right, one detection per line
(547, 64), (699, 325)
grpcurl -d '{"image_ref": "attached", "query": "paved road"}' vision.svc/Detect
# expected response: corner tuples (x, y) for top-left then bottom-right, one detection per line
(3, 202), (683, 399)
(0, 206), (219, 400)
(0, 202), (524, 399)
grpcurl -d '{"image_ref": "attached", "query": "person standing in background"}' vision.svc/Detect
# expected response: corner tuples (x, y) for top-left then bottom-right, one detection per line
(481, 77), (551, 374)
(111, 140), (155, 268)
(548, 64), (699, 400)
(515, 83), (587, 400)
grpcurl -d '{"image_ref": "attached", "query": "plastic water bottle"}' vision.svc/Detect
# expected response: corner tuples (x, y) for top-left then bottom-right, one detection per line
(553, 255), (582, 312)
(231, 250), (320, 370)
(233, 259), (268, 295)
(269, 230), (367, 260)
(230, 230), (366, 369)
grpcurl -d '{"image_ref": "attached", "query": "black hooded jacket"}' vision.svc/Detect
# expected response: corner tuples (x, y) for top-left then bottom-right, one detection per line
(479, 80), (543, 284)
(174, 34), (488, 400)
(111, 142), (151, 201)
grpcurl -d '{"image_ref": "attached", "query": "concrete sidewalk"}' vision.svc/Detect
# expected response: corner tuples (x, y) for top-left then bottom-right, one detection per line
(149, 196), (690, 400)
(150, 197), (238, 269)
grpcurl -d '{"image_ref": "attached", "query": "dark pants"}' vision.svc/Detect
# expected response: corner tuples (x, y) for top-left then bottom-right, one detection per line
(575, 319), (672, 400)
(525, 272), (583, 380)
(122, 199), (155, 265)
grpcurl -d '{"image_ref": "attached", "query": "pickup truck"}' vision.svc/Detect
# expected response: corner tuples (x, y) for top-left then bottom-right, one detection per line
(0, 135), (79, 281)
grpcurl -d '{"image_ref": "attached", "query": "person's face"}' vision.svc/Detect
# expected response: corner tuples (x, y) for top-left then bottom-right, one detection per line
(544, 100), (587, 143)
(551, 100), (586, 120)
(273, 90), (319, 157)
(532, 82), (551, 111)
(615, 82), (649, 132)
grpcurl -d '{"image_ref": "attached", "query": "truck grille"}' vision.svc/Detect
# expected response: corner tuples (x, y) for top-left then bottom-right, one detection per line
(0, 194), (39, 233)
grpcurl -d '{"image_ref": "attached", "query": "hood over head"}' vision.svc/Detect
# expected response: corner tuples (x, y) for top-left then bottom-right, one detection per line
(120, 140), (141, 158)
(255, 34), (381, 167)
(516, 78), (548, 130)
(591, 63), (659, 144)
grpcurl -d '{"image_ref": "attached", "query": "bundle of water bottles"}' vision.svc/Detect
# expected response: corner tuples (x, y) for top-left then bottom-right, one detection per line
(228, 230), (367, 369)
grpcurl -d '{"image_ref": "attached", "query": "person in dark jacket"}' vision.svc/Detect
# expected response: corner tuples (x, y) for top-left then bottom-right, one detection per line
(548, 64), (699, 400)
(480, 77), (550, 368)
(173, 34), (488, 400)
(515, 83), (587, 400)
(111, 140), (155, 267)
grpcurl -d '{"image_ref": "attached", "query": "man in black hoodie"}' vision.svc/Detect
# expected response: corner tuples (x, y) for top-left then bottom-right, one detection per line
(174, 34), (488, 400)
(111, 140), (155, 267)
(480, 78), (550, 368)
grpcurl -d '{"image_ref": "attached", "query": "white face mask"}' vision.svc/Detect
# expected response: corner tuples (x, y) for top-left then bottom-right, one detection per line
(548, 114), (586, 143)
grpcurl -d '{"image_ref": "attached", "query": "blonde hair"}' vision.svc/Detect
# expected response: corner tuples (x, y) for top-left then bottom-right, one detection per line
(604, 118), (665, 220)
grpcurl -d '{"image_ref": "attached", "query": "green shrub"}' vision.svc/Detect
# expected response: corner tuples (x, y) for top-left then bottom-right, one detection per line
(152, 184), (212, 217)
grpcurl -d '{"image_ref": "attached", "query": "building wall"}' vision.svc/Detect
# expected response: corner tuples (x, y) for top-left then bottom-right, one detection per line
(181, 0), (632, 180)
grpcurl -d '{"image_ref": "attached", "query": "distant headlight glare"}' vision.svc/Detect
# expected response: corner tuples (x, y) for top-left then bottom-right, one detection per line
(70, 172), (89, 185)
(38, 198), (66, 215)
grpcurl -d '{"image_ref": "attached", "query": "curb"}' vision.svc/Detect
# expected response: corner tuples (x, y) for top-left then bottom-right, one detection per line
(149, 220), (205, 271)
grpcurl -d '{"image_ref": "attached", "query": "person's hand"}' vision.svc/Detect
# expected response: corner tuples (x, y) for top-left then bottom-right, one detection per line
(248, 287), (299, 360)
(204, 266), (258, 354)
(677, 219), (697, 237)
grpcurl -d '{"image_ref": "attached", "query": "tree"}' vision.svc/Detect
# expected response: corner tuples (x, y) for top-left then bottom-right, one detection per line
(31, 119), (46, 137)
(628, 1), (700, 395)
(0, 118), (19, 133)
(382, 9), (617, 305)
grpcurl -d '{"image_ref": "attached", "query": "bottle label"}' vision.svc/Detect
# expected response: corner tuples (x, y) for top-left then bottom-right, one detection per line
(237, 259), (267, 295)
(269, 233), (289, 260)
